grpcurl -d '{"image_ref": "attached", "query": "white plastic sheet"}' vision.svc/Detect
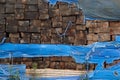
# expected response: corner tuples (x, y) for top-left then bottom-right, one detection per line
(49, 0), (120, 20)
(78, 0), (120, 20)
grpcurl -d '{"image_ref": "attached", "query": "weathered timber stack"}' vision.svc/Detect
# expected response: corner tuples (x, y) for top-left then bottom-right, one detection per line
(0, 0), (86, 45)
(85, 20), (120, 44)
(0, 0), (120, 70)
(0, 57), (96, 70)
(86, 20), (111, 44)
(0, 56), (119, 70)
(109, 21), (120, 40)
(0, 0), (120, 45)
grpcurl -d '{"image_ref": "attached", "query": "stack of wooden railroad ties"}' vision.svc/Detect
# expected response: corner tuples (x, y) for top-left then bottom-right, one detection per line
(0, 0), (120, 73)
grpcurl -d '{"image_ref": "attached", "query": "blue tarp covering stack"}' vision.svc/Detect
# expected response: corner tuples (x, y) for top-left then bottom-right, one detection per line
(1, 41), (120, 64)
(0, 36), (120, 80)
(0, 36), (120, 79)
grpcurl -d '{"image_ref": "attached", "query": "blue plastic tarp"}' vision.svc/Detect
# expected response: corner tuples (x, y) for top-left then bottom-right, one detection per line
(89, 63), (120, 80)
(48, 0), (78, 5)
(1, 41), (120, 64)
(1, 41), (120, 79)
(0, 44), (71, 58)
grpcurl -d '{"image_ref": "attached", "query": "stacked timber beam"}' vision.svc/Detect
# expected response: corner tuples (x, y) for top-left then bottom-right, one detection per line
(0, 57), (96, 70)
(0, 0), (119, 45)
(0, 0), (118, 45)
(0, 0), (86, 45)
(0, 0), (120, 70)
(0, 56), (120, 70)
(86, 20), (110, 44)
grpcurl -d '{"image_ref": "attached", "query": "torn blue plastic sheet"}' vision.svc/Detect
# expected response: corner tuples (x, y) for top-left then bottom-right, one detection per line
(1, 36), (120, 79)
(89, 63), (120, 80)
(0, 44), (71, 58)
(48, 0), (78, 5)
(0, 41), (120, 64)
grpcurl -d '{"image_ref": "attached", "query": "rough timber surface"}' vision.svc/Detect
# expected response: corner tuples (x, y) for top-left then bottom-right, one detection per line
(26, 68), (86, 77)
